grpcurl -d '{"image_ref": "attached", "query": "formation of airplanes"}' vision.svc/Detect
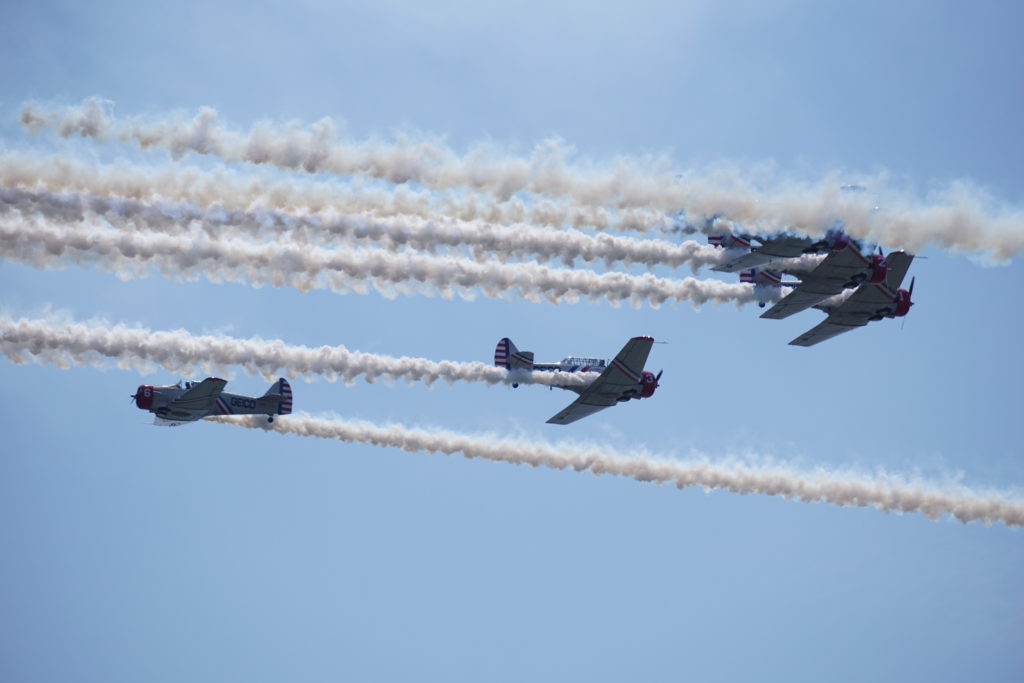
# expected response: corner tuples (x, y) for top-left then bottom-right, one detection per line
(131, 216), (916, 427)
(709, 227), (916, 346)
(134, 337), (663, 427)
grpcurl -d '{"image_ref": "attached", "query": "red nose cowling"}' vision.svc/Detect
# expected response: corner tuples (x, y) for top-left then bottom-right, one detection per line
(868, 254), (888, 284)
(135, 385), (154, 410)
(894, 289), (913, 317)
(640, 371), (658, 398)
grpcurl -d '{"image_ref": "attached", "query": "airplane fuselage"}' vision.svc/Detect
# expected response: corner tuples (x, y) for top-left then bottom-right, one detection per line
(133, 378), (292, 425)
(529, 358), (606, 395)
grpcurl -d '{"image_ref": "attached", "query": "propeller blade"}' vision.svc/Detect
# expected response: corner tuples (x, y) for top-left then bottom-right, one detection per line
(908, 276), (915, 298)
(655, 369), (663, 383)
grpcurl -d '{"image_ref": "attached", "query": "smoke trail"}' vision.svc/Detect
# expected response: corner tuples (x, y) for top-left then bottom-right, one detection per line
(0, 185), (724, 271)
(211, 413), (1024, 528)
(0, 152), (669, 233)
(21, 99), (1024, 258)
(0, 216), (759, 307)
(0, 314), (595, 388)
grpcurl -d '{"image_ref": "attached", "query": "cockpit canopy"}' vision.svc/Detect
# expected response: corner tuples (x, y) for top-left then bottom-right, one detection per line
(560, 357), (606, 368)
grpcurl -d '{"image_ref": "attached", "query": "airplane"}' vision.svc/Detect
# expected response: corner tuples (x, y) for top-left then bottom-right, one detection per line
(758, 244), (891, 320)
(710, 226), (855, 273)
(787, 251), (915, 347)
(131, 376), (293, 426)
(494, 336), (661, 425)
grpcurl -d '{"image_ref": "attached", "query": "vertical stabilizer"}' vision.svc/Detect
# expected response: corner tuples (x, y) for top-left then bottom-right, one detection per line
(264, 377), (293, 415)
(494, 338), (534, 370)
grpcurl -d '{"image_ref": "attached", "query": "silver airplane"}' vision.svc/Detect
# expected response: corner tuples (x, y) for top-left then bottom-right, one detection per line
(494, 337), (661, 425)
(131, 377), (293, 426)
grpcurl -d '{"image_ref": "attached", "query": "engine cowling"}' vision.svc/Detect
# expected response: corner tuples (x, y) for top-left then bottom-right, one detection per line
(640, 371), (659, 398)
(894, 288), (913, 317)
(134, 385), (154, 410)
(867, 253), (888, 284)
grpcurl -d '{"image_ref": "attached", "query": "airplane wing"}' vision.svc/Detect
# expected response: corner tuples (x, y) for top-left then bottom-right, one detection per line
(761, 243), (875, 320)
(164, 377), (228, 421)
(713, 235), (816, 273)
(789, 252), (914, 347)
(788, 318), (867, 347)
(878, 250), (913, 290)
(713, 250), (778, 274)
(546, 337), (653, 425)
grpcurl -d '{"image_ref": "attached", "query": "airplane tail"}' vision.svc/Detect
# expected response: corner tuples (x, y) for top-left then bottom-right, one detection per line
(263, 377), (293, 415)
(741, 268), (784, 308)
(740, 268), (784, 287)
(709, 234), (751, 249)
(494, 337), (534, 370)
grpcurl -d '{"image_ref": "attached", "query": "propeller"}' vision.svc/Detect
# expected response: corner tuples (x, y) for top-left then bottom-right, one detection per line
(654, 369), (663, 385)
(901, 276), (916, 330)
(129, 392), (139, 404)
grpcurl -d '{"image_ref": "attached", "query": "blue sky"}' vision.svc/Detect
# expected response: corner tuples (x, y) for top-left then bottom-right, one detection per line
(1, 2), (1022, 682)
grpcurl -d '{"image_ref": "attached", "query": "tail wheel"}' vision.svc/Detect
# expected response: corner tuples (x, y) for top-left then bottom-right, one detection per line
(267, 416), (275, 423)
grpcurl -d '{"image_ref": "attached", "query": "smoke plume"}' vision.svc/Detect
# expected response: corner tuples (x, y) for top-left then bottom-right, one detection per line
(0, 215), (759, 307)
(0, 185), (724, 271)
(211, 413), (1024, 528)
(21, 98), (1024, 258)
(0, 151), (669, 233)
(0, 314), (595, 388)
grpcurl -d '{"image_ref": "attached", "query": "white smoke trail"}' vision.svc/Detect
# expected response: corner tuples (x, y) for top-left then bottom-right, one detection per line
(0, 215), (759, 307)
(211, 413), (1024, 528)
(0, 151), (669, 233)
(0, 314), (595, 388)
(21, 98), (1024, 258)
(0, 185), (724, 271)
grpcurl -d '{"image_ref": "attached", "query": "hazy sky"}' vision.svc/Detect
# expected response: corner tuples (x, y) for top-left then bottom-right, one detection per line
(1, 2), (1022, 682)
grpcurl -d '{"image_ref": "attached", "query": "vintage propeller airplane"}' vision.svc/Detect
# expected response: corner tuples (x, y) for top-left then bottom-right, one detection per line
(787, 252), (915, 346)
(710, 226), (856, 273)
(131, 377), (293, 426)
(494, 336), (661, 425)
(726, 240), (916, 346)
(759, 245), (893, 320)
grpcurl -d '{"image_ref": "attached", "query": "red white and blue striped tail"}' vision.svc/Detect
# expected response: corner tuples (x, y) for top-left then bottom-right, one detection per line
(494, 338), (511, 368)
(265, 377), (293, 415)
(494, 338), (534, 370)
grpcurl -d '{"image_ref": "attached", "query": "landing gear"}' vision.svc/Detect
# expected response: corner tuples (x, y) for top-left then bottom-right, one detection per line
(512, 383), (519, 388)
(267, 416), (275, 424)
